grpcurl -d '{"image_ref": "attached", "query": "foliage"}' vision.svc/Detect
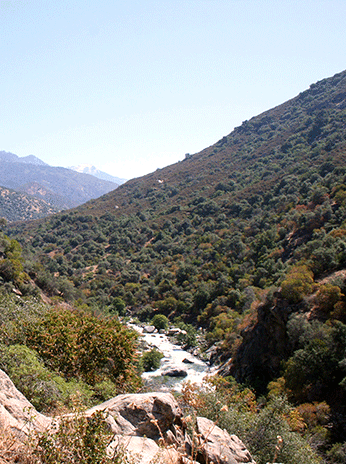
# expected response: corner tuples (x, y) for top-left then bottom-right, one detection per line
(281, 265), (315, 303)
(25, 306), (140, 389)
(151, 314), (169, 331)
(33, 410), (133, 464)
(3, 69), (346, 462)
(181, 379), (321, 464)
(0, 344), (94, 412)
(140, 348), (164, 372)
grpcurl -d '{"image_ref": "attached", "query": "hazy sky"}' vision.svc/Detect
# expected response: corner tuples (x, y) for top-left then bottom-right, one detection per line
(1, 0), (345, 180)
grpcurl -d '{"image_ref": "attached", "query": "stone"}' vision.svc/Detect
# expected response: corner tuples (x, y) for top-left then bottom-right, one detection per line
(0, 370), (256, 464)
(161, 368), (188, 377)
(108, 435), (181, 464)
(196, 416), (256, 464)
(143, 325), (156, 333)
(85, 391), (183, 440)
(0, 369), (52, 437)
(182, 358), (193, 364)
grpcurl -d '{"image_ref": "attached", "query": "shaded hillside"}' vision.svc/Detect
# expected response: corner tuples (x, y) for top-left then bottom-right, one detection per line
(0, 156), (119, 211)
(0, 186), (59, 222)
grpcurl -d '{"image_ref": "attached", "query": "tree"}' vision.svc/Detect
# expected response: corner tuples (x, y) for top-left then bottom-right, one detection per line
(151, 314), (169, 331)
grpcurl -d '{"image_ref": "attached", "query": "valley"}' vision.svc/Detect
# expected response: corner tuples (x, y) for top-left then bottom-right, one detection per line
(1, 69), (346, 463)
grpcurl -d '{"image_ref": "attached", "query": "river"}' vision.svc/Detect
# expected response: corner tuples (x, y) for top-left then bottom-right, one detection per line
(130, 324), (215, 391)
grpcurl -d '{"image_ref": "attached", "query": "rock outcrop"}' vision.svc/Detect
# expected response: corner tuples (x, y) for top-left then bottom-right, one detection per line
(0, 369), (256, 464)
(0, 369), (51, 437)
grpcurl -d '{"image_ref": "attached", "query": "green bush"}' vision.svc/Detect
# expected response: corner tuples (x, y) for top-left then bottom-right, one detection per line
(181, 380), (321, 464)
(0, 344), (93, 412)
(141, 348), (163, 372)
(151, 314), (169, 331)
(25, 306), (140, 390)
(281, 265), (314, 303)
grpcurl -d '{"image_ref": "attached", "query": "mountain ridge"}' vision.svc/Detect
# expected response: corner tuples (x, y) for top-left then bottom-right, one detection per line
(68, 163), (127, 185)
(0, 156), (120, 221)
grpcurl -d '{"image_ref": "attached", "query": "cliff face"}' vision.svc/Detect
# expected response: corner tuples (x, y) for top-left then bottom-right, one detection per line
(227, 293), (307, 393)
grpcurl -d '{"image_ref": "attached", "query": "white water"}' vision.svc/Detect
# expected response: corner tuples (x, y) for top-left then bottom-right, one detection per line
(131, 324), (214, 391)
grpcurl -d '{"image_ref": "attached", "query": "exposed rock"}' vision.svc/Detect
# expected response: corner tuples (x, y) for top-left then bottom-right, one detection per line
(228, 292), (303, 393)
(196, 416), (256, 464)
(143, 325), (157, 333)
(0, 370), (256, 464)
(162, 369), (188, 377)
(0, 369), (52, 437)
(167, 327), (186, 336)
(108, 435), (181, 464)
(85, 391), (183, 440)
(182, 358), (193, 364)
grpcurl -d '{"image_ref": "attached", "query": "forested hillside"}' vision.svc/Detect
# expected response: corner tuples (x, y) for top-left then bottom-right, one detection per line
(6, 69), (346, 462)
(0, 186), (60, 222)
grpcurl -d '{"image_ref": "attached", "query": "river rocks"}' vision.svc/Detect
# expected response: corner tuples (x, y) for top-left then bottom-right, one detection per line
(167, 327), (186, 336)
(162, 368), (188, 377)
(196, 417), (256, 464)
(182, 358), (193, 364)
(143, 325), (157, 333)
(0, 369), (52, 437)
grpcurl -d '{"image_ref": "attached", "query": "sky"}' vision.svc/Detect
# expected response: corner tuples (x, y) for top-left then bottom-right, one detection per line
(1, 0), (346, 180)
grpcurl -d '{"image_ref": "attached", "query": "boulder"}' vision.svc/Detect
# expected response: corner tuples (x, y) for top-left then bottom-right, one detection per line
(0, 370), (256, 464)
(108, 435), (181, 464)
(0, 369), (52, 437)
(143, 325), (157, 333)
(85, 391), (183, 440)
(161, 369), (188, 377)
(196, 416), (256, 464)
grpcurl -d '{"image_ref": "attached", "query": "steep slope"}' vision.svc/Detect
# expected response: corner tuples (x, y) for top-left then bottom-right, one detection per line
(11, 69), (346, 313)
(0, 186), (59, 222)
(8, 68), (346, 353)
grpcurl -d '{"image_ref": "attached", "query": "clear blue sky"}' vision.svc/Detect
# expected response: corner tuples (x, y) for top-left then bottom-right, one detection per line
(1, 0), (345, 180)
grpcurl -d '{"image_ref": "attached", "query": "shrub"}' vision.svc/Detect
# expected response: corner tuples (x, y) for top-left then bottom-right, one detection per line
(141, 348), (163, 372)
(281, 265), (314, 303)
(151, 314), (169, 331)
(33, 410), (133, 464)
(25, 306), (140, 389)
(0, 344), (93, 412)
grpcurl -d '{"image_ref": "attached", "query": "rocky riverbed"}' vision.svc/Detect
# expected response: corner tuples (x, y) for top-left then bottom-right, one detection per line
(130, 323), (216, 391)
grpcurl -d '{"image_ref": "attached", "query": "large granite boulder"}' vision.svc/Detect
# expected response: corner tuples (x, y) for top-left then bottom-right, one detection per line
(0, 370), (256, 464)
(0, 369), (52, 437)
(108, 435), (181, 464)
(196, 416), (256, 464)
(85, 391), (183, 440)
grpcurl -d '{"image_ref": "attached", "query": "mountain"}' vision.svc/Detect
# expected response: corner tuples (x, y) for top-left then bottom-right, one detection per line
(68, 163), (127, 185)
(0, 185), (60, 222)
(0, 155), (119, 217)
(0, 151), (48, 166)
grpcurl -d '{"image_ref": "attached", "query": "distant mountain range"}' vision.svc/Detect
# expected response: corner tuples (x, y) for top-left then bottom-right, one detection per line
(0, 151), (122, 222)
(68, 164), (127, 185)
